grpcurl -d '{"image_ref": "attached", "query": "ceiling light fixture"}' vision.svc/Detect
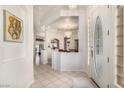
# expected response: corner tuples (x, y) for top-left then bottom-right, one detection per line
(65, 31), (72, 38)
(41, 25), (46, 31)
(68, 5), (77, 10)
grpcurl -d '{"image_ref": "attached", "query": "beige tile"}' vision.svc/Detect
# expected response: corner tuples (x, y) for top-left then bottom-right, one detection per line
(31, 64), (96, 88)
(40, 80), (51, 86)
(60, 84), (71, 88)
(60, 77), (70, 82)
(54, 80), (64, 84)
(45, 83), (57, 88)
(47, 77), (58, 82)
(30, 81), (45, 88)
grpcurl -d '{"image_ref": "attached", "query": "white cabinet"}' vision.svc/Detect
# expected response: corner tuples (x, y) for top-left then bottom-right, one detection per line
(52, 50), (60, 70)
(52, 51), (82, 71)
(41, 50), (47, 64)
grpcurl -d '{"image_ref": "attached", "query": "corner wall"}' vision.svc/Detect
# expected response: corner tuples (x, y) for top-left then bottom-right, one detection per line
(78, 11), (88, 72)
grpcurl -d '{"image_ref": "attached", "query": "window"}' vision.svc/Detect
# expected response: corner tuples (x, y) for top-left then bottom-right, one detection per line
(116, 6), (124, 87)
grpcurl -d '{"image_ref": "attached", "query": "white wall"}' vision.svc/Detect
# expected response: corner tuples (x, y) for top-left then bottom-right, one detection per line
(78, 11), (88, 72)
(0, 5), (34, 88)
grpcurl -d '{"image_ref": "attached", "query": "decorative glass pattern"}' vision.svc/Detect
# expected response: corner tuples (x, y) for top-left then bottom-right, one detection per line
(94, 16), (103, 78)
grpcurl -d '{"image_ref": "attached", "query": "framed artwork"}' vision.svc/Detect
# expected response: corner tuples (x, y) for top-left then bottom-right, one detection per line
(3, 10), (23, 42)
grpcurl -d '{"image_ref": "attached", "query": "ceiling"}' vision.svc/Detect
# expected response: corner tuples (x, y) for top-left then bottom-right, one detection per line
(49, 16), (78, 31)
(33, 5), (88, 34)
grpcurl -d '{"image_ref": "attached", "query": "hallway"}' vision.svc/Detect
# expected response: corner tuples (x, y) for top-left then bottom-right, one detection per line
(31, 64), (96, 88)
(0, 5), (124, 88)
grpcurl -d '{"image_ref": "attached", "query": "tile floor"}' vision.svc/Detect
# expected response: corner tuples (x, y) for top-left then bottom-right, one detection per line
(30, 64), (97, 88)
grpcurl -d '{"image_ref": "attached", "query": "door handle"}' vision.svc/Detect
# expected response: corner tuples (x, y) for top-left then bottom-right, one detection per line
(91, 47), (93, 57)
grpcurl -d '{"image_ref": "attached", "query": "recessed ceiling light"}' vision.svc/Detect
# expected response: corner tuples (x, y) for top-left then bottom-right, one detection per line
(68, 5), (77, 10)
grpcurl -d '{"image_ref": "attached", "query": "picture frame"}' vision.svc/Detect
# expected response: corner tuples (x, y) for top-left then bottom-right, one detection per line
(3, 10), (23, 43)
